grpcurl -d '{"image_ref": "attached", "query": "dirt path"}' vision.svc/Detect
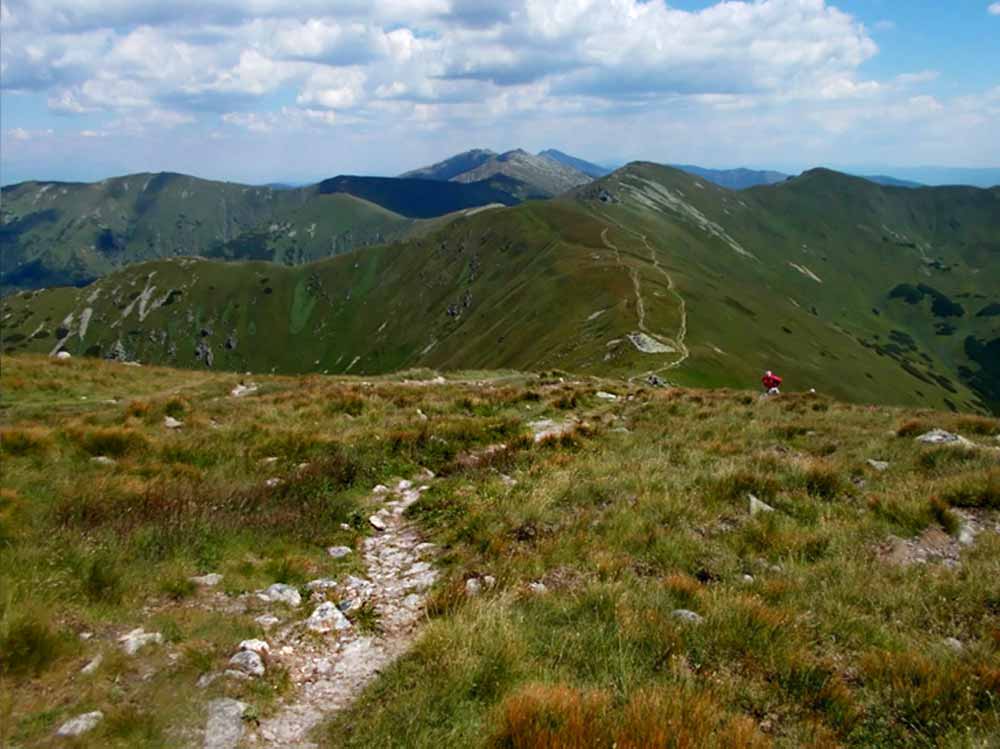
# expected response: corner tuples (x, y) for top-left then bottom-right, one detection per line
(599, 224), (689, 379)
(245, 480), (437, 748)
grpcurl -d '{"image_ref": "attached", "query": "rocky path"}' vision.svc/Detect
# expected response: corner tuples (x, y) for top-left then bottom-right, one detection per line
(204, 479), (438, 749)
(599, 224), (689, 378)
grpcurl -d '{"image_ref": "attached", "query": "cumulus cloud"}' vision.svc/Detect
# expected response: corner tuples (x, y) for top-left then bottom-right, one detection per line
(1, 0), (998, 180)
(990, 3), (1000, 15)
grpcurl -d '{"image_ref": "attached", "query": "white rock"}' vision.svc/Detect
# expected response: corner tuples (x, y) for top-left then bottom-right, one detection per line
(672, 609), (704, 624)
(80, 654), (103, 675)
(958, 522), (977, 547)
(230, 383), (258, 398)
(307, 601), (352, 633)
(119, 628), (163, 655)
(164, 415), (183, 429)
(465, 578), (483, 596)
(305, 578), (338, 591)
(56, 711), (103, 737)
(90, 456), (116, 466)
(255, 614), (280, 630)
(327, 545), (352, 559)
(55, 351), (72, 360)
(190, 573), (223, 587)
(417, 408), (428, 421)
(204, 699), (248, 749)
(741, 574), (755, 584)
(749, 494), (775, 516)
(78, 632), (93, 641)
(915, 429), (973, 447)
(239, 639), (270, 655)
(260, 456), (279, 465)
(372, 484), (390, 495)
(595, 391), (618, 401)
(228, 649), (265, 677)
(944, 637), (965, 652)
(224, 669), (249, 681)
(417, 468), (435, 480)
(483, 575), (496, 588)
(867, 459), (890, 472)
(397, 479), (413, 491)
(258, 583), (301, 607)
(528, 582), (548, 594)
(369, 515), (387, 531)
(196, 672), (219, 689)
(264, 477), (283, 488)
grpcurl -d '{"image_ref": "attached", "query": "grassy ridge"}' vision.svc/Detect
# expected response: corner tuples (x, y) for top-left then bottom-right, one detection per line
(3, 165), (998, 414)
(1, 354), (998, 747)
(1, 172), (522, 294)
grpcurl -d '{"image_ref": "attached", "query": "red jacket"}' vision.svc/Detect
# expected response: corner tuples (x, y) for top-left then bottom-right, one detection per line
(762, 373), (782, 389)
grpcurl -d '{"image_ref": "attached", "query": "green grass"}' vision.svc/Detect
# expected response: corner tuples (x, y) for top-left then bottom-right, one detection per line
(5, 165), (997, 417)
(1, 354), (999, 748)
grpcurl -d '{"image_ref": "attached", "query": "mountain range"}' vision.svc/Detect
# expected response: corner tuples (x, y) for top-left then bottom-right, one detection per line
(3, 159), (997, 414)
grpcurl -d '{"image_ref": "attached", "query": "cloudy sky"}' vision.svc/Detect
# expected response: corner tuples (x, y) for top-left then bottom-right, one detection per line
(2, 0), (998, 185)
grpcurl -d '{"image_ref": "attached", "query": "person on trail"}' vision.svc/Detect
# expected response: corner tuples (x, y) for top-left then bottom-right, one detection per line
(761, 370), (782, 395)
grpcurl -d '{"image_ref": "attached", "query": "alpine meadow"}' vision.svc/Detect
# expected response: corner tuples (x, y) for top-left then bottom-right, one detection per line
(2, 1), (1000, 748)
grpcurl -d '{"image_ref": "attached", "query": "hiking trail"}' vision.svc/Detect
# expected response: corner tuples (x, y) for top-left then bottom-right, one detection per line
(599, 224), (689, 380)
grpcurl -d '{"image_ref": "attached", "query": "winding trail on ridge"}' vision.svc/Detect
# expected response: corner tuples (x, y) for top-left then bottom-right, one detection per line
(599, 223), (689, 381)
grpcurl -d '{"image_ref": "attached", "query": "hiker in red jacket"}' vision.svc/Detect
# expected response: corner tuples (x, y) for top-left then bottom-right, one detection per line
(761, 370), (782, 395)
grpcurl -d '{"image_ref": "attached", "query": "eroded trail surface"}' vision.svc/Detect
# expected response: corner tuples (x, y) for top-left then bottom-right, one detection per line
(247, 480), (438, 748)
(599, 224), (689, 379)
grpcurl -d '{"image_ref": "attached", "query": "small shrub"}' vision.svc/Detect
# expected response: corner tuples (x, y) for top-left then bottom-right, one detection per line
(712, 468), (781, 502)
(159, 575), (197, 601)
(0, 426), (52, 456)
(802, 462), (848, 500)
(489, 683), (612, 749)
(954, 415), (1000, 436)
(896, 419), (930, 437)
(125, 400), (152, 418)
(81, 554), (124, 604)
(616, 687), (770, 749)
(71, 427), (148, 457)
(917, 446), (981, 473)
(940, 470), (1000, 510)
(352, 600), (382, 635)
(163, 397), (187, 419)
(326, 391), (365, 416)
(103, 704), (163, 743)
(0, 611), (63, 677)
(929, 497), (960, 534)
(264, 556), (308, 585)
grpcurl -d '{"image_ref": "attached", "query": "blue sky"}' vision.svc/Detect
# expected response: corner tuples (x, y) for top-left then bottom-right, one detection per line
(2, 0), (998, 185)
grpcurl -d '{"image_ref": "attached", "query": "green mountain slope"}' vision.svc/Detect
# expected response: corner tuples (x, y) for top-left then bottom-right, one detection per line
(1, 172), (522, 295)
(539, 149), (613, 178)
(3, 165), (997, 413)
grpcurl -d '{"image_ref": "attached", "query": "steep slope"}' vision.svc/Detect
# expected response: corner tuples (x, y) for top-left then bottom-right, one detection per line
(1, 173), (301, 293)
(1, 172), (521, 295)
(452, 149), (593, 196)
(539, 149), (614, 178)
(3, 166), (997, 413)
(399, 149), (497, 181)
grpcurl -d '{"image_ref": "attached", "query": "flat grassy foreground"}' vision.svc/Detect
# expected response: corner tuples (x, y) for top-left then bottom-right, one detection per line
(1, 354), (998, 748)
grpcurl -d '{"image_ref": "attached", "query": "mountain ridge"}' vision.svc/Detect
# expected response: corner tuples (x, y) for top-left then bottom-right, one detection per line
(4, 163), (997, 413)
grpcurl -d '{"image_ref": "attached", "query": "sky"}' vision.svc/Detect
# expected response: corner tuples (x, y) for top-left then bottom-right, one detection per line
(1, 0), (998, 185)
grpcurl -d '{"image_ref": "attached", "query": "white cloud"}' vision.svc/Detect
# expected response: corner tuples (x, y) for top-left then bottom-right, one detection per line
(989, 3), (1000, 16)
(1, 0), (998, 178)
